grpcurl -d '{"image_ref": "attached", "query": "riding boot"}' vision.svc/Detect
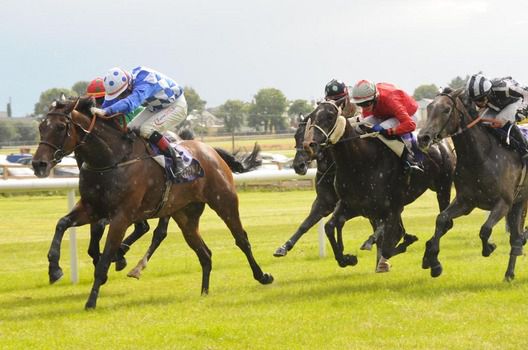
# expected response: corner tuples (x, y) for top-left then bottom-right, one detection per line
(506, 122), (528, 163)
(401, 146), (424, 174)
(149, 131), (184, 177)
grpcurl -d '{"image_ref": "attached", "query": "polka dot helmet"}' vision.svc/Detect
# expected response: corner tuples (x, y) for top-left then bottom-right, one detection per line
(103, 67), (130, 101)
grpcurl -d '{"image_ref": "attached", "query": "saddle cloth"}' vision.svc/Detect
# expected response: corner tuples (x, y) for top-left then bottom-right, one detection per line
(150, 142), (204, 183)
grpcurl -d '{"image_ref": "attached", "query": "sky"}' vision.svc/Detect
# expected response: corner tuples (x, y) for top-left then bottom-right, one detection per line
(1, 0), (527, 117)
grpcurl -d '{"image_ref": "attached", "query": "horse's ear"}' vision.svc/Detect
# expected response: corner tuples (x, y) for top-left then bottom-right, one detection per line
(440, 87), (453, 94)
(299, 114), (305, 123)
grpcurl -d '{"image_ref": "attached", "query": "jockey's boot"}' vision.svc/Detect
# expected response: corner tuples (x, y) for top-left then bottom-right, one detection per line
(149, 131), (184, 177)
(506, 122), (528, 164)
(401, 147), (424, 174)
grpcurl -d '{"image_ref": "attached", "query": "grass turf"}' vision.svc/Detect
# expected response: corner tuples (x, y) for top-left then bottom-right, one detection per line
(0, 190), (527, 349)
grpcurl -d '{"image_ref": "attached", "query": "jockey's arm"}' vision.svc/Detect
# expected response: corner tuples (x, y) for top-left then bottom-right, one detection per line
(385, 98), (416, 136)
(103, 82), (160, 115)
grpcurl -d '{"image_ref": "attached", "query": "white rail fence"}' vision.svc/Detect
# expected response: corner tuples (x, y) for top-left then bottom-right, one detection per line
(0, 168), (326, 283)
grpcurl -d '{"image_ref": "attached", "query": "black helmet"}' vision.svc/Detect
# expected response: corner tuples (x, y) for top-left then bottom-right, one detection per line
(325, 79), (348, 100)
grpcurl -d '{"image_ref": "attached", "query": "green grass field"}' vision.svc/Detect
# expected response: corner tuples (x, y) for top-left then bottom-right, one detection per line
(1, 190), (528, 349)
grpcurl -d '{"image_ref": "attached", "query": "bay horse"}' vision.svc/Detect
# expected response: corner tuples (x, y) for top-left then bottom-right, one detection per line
(273, 115), (419, 259)
(303, 101), (456, 271)
(417, 88), (528, 281)
(32, 97), (273, 309)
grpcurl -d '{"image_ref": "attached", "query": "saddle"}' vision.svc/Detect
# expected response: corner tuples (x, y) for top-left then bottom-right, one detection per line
(150, 141), (204, 183)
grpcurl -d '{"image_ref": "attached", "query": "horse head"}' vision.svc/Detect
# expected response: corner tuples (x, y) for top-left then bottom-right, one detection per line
(293, 113), (315, 175)
(302, 101), (345, 158)
(32, 97), (94, 177)
(418, 88), (475, 151)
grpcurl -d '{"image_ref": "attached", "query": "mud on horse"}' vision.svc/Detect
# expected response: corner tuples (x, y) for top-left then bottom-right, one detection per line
(303, 100), (455, 272)
(33, 97), (273, 309)
(418, 88), (528, 281)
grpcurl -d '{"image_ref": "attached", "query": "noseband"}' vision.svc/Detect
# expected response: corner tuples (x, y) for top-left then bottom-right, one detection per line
(308, 101), (345, 146)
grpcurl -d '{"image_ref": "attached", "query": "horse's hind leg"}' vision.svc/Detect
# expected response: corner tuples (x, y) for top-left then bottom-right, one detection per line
(208, 194), (274, 286)
(479, 200), (510, 257)
(423, 197), (473, 278)
(113, 220), (151, 271)
(505, 202), (525, 281)
(172, 203), (213, 295)
(48, 200), (95, 284)
(274, 192), (335, 257)
(127, 217), (170, 279)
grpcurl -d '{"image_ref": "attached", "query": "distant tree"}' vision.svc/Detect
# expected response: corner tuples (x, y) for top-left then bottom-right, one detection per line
(413, 84), (439, 100)
(6, 100), (12, 118)
(71, 81), (90, 96)
(0, 120), (17, 145)
(248, 88), (288, 133)
(288, 99), (313, 118)
(184, 86), (206, 114)
(34, 88), (75, 115)
(216, 100), (247, 133)
(448, 75), (469, 90)
(13, 120), (38, 143)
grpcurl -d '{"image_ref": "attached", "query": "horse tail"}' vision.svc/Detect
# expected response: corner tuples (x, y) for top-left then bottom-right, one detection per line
(214, 142), (262, 173)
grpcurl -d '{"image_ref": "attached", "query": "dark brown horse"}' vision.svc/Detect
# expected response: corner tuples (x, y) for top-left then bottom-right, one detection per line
(274, 115), (418, 259)
(418, 88), (528, 281)
(32, 97), (273, 309)
(303, 101), (456, 271)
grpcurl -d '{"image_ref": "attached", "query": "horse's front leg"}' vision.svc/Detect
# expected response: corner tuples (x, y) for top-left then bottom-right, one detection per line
(423, 196), (473, 278)
(479, 199), (510, 257)
(48, 200), (95, 284)
(324, 201), (358, 267)
(85, 214), (129, 310)
(274, 191), (336, 257)
(504, 201), (526, 281)
(376, 212), (404, 273)
(113, 220), (151, 271)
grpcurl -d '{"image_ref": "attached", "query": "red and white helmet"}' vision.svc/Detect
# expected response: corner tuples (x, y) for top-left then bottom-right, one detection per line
(350, 80), (378, 104)
(86, 78), (105, 98)
(103, 67), (130, 101)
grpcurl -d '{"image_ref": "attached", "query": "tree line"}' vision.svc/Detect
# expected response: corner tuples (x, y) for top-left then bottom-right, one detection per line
(1, 75), (470, 146)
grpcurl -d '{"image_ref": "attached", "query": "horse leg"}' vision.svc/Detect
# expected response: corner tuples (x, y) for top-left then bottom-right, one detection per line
(208, 194), (274, 286)
(376, 213), (404, 273)
(48, 200), (95, 284)
(479, 200), (510, 257)
(504, 202), (525, 282)
(113, 220), (151, 271)
(172, 203), (212, 294)
(85, 214), (129, 310)
(274, 193), (335, 257)
(324, 202), (358, 267)
(392, 219), (415, 256)
(88, 220), (105, 267)
(127, 217), (170, 279)
(423, 197), (473, 278)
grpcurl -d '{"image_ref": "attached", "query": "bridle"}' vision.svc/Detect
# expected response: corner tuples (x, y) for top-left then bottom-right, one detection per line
(38, 110), (83, 164)
(307, 100), (345, 147)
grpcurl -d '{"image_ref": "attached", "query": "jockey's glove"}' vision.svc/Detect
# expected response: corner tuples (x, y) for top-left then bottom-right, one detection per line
(90, 107), (106, 117)
(372, 124), (390, 137)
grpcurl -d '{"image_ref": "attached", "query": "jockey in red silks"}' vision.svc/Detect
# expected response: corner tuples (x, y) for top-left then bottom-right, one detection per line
(350, 79), (423, 173)
(90, 66), (188, 177)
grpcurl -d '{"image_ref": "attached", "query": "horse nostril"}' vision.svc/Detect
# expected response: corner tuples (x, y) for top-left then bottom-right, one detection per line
(309, 142), (317, 148)
(32, 161), (48, 170)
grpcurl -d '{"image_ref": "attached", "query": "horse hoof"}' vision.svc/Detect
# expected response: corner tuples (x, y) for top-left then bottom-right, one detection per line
(504, 274), (515, 283)
(273, 246), (288, 257)
(360, 241), (373, 251)
(127, 269), (141, 279)
(49, 268), (64, 284)
(338, 255), (358, 267)
(430, 264), (443, 278)
(404, 234), (418, 245)
(84, 301), (96, 310)
(482, 243), (497, 257)
(259, 273), (274, 285)
(422, 256), (431, 269)
(376, 261), (391, 273)
(115, 258), (127, 271)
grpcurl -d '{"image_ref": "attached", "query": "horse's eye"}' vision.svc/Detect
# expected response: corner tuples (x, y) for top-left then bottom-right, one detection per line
(444, 107), (451, 114)
(56, 123), (66, 132)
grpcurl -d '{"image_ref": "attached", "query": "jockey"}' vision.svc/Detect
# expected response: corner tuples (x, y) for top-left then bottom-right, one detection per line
(350, 79), (423, 173)
(324, 79), (358, 118)
(467, 73), (528, 161)
(91, 66), (188, 177)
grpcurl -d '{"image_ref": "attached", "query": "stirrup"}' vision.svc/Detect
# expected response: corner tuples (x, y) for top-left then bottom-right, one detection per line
(404, 161), (424, 174)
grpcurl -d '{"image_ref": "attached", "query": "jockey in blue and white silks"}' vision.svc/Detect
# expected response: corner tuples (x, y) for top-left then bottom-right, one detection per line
(91, 66), (188, 176)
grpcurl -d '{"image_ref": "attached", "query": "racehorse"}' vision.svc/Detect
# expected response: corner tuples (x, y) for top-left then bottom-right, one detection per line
(303, 101), (456, 271)
(418, 88), (528, 281)
(273, 115), (419, 259)
(32, 97), (273, 309)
